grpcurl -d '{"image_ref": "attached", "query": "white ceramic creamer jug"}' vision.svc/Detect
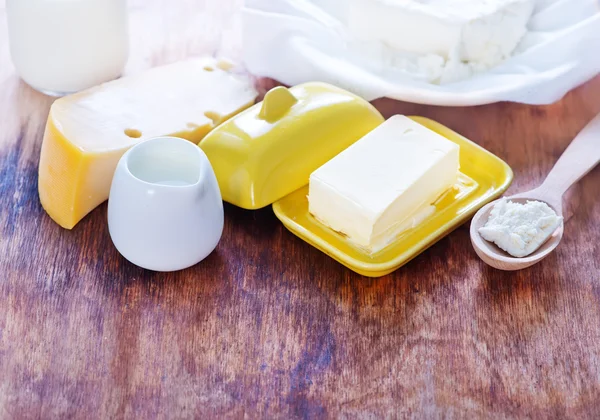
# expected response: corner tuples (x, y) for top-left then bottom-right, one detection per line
(108, 137), (224, 272)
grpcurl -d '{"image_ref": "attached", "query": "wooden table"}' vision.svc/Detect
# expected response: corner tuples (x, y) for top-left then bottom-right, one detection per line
(1, 1), (599, 418)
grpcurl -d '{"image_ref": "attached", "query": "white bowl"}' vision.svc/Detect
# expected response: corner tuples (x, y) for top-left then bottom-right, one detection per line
(108, 136), (224, 271)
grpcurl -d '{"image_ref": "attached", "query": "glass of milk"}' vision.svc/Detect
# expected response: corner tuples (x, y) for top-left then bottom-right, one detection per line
(6, 0), (129, 96)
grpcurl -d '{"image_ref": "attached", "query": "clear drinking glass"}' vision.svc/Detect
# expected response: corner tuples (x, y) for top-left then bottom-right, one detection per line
(6, 0), (129, 96)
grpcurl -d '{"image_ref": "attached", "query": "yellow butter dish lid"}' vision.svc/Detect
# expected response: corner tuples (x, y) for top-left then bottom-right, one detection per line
(273, 116), (514, 277)
(199, 82), (384, 209)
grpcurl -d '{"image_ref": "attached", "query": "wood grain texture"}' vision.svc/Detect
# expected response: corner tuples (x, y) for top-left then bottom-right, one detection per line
(1, 1), (599, 418)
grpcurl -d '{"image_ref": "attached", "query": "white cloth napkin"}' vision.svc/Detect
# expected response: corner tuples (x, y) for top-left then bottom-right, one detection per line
(242, 0), (600, 106)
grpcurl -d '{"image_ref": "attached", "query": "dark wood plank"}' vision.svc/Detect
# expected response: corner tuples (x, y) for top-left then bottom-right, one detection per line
(1, 1), (599, 418)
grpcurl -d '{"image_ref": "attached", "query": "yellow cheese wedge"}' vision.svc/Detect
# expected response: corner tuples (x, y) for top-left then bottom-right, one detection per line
(38, 58), (257, 229)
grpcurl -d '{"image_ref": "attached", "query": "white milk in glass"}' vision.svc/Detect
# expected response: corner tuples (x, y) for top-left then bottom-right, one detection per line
(6, 0), (129, 96)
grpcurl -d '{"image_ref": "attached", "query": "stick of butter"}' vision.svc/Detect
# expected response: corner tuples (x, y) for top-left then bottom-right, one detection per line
(308, 115), (460, 253)
(38, 58), (257, 229)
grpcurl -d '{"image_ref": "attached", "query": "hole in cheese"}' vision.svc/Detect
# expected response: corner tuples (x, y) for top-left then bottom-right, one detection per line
(216, 60), (234, 71)
(124, 128), (142, 138)
(204, 111), (222, 127)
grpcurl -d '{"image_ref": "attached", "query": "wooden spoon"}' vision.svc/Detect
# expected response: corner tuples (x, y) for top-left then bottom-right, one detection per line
(470, 113), (600, 271)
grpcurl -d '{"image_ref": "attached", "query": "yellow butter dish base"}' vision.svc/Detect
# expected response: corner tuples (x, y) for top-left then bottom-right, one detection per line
(272, 116), (513, 277)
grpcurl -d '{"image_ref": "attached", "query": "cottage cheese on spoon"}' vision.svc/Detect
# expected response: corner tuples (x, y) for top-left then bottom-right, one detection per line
(347, 0), (535, 83)
(479, 199), (563, 258)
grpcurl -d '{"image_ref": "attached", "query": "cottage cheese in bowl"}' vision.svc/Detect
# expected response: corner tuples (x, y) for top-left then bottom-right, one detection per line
(346, 0), (536, 83)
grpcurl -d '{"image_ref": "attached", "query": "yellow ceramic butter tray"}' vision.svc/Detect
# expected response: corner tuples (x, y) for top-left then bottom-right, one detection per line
(272, 116), (513, 277)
